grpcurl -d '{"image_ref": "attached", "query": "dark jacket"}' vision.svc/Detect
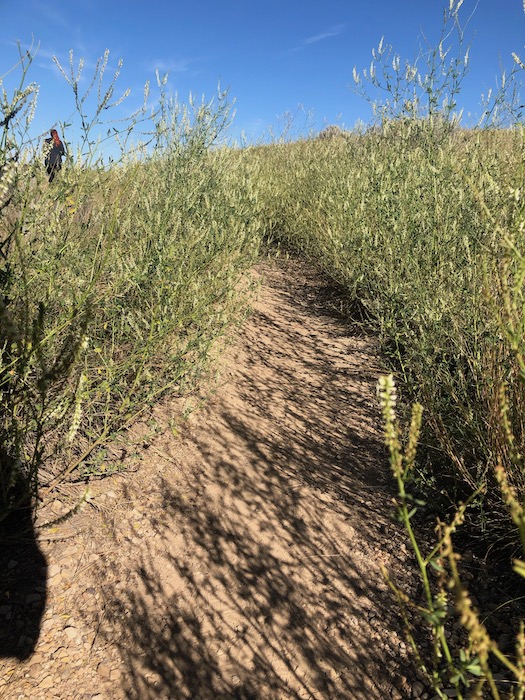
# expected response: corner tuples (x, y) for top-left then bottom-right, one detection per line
(44, 138), (65, 168)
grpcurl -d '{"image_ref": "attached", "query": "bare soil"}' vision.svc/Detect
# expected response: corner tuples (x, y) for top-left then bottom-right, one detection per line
(0, 259), (421, 699)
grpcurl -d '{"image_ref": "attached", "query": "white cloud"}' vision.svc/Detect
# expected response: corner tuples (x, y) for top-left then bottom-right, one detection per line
(303, 24), (345, 46)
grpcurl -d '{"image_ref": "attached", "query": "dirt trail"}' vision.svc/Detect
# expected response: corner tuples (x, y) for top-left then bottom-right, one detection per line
(0, 260), (420, 699)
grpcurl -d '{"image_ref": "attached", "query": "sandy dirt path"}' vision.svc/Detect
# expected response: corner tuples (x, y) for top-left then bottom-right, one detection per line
(0, 259), (418, 699)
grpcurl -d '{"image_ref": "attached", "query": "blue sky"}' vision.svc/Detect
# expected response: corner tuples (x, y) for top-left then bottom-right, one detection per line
(1, 0), (524, 158)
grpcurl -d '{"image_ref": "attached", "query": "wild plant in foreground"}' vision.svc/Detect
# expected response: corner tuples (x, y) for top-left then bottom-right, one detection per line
(379, 373), (525, 699)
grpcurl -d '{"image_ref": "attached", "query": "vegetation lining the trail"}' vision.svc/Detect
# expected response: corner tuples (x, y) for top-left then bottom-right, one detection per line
(5, 5), (523, 542)
(251, 123), (525, 532)
(2, 2), (525, 694)
(245, 0), (525, 554)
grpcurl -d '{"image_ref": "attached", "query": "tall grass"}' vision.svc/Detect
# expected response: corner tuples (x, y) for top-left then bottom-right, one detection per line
(248, 77), (525, 547)
(242, 6), (525, 690)
(0, 48), (263, 521)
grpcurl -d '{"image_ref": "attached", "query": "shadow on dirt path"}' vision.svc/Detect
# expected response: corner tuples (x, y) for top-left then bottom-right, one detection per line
(0, 259), (418, 700)
(0, 506), (47, 661)
(93, 260), (416, 699)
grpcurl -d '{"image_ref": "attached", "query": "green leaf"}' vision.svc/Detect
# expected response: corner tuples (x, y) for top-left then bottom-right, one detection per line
(450, 671), (464, 684)
(466, 662), (482, 676)
(429, 559), (444, 572)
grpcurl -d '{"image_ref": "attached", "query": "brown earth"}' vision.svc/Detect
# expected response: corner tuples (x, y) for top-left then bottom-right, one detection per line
(0, 259), (425, 700)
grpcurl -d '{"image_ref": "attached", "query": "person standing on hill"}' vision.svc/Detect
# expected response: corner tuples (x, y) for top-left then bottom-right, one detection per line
(43, 129), (65, 183)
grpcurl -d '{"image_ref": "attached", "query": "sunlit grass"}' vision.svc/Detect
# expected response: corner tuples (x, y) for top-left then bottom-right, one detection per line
(249, 124), (525, 530)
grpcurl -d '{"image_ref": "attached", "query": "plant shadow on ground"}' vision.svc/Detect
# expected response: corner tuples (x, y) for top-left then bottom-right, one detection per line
(0, 504), (47, 661)
(91, 261), (419, 699)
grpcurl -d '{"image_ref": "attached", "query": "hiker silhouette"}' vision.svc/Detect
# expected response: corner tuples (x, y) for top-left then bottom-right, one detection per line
(43, 129), (65, 183)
